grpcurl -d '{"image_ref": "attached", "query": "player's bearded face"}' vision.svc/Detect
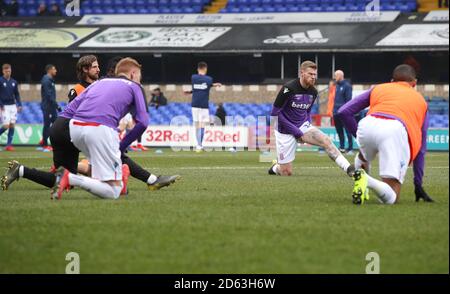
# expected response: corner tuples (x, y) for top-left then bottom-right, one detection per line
(301, 68), (317, 87)
(88, 61), (100, 80)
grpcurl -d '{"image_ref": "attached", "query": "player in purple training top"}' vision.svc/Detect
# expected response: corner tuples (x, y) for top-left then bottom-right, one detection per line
(268, 61), (356, 180)
(53, 58), (149, 200)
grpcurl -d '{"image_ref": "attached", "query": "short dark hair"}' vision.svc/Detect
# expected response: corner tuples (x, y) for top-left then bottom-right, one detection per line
(76, 55), (97, 81)
(392, 64), (416, 82)
(45, 64), (55, 72)
(198, 62), (207, 70)
(106, 56), (123, 77)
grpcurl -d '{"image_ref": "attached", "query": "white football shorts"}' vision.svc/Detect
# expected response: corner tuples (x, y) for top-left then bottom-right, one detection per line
(275, 121), (315, 164)
(357, 115), (410, 184)
(1, 104), (18, 125)
(192, 107), (210, 124)
(69, 119), (122, 182)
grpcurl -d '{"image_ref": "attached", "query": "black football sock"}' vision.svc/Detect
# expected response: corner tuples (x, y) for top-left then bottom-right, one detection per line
(122, 156), (151, 184)
(23, 166), (57, 188)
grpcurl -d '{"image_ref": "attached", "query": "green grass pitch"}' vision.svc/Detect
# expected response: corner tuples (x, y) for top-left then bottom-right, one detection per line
(0, 148), (448, 273)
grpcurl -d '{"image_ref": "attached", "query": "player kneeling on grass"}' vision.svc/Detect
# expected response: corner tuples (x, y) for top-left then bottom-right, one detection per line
(268, 61), (356, 181)
(337, 64), (433, 205)
(53, 58), (148, 199)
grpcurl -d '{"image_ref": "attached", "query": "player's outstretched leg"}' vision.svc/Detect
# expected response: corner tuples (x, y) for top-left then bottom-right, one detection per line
(300, 128), (355, 177)
(2, 160), (57, 190)
(122, 155), (180, 190)
(148, 175), (181, 191)
(1, 160), (20, 190)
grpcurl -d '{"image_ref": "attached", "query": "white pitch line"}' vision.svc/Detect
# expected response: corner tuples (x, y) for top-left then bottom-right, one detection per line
(1, 166), (449, 171)
(173, 166), (450, 170)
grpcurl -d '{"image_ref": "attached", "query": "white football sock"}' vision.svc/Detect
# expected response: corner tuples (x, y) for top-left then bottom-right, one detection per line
(366, 174), (397, 204)
(68, 174), (122, 200)
(147, 174), (158, 185)
(335, 155), (351, 175)
(19, 165), (24, 177)
(272, 163), (280, 175)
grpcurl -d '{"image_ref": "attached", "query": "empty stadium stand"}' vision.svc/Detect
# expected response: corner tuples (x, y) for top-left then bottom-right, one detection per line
(14, 98), (449, 128)
(13, 83), (448, 127)
(15, 0), (212, 16)
(220, 0), (418, 13)
(12, 0), (419, 16)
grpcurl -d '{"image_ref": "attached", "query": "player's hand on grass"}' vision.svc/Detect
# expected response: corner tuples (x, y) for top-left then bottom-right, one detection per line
(415, 185), (434, 202)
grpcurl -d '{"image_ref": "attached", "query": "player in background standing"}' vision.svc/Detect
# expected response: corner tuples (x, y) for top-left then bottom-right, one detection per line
(184, 62), (222, 152)
(338, 64), (433, 204)
(268, 61), (356, 181)
(332, 70), (354, 154)
(40, 64), (60, 152)
(0, 64), (21, 151)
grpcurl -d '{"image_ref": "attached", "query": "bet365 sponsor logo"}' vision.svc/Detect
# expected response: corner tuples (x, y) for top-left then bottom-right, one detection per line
(263, 29), (329, 44)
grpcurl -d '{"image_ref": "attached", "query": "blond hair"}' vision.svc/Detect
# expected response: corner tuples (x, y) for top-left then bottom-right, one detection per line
(300, 61), (317, 71)
(115, 57), (142, 76)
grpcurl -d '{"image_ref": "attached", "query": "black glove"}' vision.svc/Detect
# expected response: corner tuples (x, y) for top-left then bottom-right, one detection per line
(57, 106), (62, 112)
(415, 185), (434, 202)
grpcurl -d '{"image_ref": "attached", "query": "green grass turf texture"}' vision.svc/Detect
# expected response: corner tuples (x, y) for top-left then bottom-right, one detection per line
(0, 147), (448, 273)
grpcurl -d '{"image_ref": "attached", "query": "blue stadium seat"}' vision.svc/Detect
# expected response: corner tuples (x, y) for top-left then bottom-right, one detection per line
(249, 0), (261, 6)
(126, 8), (137, 13)
(137, 7), (149, 13)
(288, 6), (300, 12)
(253, 6), (265, 12)
(160, 7), (172, 14)
(299, 6), (312, 11)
